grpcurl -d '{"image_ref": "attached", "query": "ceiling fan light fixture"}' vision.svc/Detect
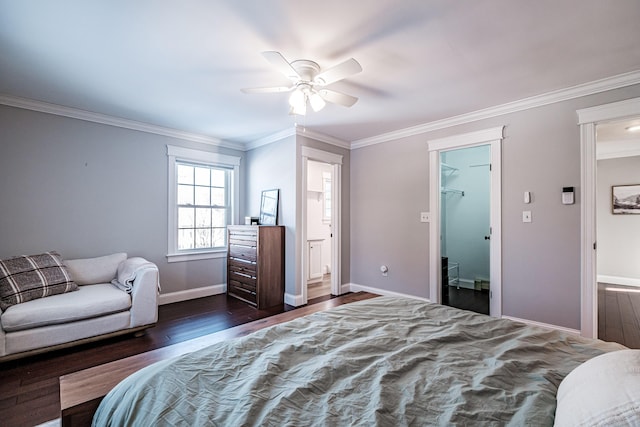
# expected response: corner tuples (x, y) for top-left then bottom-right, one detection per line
(242, 51), (362, 116)
(309, 91), (326, 112)
(289, 88), (305, 109)
(289, 91), (307, 116)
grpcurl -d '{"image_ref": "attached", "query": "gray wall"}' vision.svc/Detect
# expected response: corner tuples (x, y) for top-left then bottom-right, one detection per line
(245, 135), (297, 296)
(350, 85), (640, 330)
(597, 155), (640, 281)
(0, 105), (246, 296)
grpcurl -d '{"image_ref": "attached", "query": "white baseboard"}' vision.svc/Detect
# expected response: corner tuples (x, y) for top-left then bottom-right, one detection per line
(345, 283), (431, 302)
(158, 284), (226, 305)
(284, 292), (305, 307)
(597, 275), (640, 288)
(501, 315), (581, 336)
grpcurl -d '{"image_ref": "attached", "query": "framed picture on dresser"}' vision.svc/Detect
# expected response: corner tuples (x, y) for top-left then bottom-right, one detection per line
(259, 189), (279, 225)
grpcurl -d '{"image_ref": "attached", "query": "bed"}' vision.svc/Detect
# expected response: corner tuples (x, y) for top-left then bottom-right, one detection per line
(92, 296), (636, 426)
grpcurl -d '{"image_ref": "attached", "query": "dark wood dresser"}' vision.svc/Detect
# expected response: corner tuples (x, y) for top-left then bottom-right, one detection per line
(227, 225), (285, 309)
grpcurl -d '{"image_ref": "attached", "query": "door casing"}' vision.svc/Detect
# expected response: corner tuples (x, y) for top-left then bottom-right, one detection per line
(428, 126), (504, 317)
(577, 97), (640, 338)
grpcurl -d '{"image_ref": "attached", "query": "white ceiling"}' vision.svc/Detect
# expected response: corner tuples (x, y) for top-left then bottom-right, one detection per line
(1, 0), (639, 146)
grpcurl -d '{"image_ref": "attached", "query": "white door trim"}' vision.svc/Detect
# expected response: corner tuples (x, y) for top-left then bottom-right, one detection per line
(300, 146), (343, 305)
(428, 126), (504, 317)
(577, 97), (640, 338)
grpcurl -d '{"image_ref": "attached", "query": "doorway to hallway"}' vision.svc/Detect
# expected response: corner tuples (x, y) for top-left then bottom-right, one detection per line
(306, 159), (333, 300)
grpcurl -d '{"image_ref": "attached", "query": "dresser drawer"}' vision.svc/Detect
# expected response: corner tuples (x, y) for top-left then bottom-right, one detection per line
(228, 258), (257, 276)
(228, 280), (257, 305)
(228, 270), (257, 287)
(229, 228), (257, 243)
(229, 245), (257, 262)
(229, 234), (257, 246)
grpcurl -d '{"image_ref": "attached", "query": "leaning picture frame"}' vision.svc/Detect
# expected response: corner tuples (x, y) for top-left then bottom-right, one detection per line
(612, 184), (640, 214)
(259, 189), (279, 225)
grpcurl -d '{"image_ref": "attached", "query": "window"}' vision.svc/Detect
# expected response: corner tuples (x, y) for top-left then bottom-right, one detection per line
(322, 171), (332, 223)
(167, 146), (240, 262)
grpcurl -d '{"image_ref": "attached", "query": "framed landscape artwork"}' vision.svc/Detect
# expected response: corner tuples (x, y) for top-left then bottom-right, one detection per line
(612, 184), (640, 214)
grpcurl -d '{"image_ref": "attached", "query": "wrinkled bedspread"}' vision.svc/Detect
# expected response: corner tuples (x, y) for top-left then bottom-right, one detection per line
(93, 296), (624, 426)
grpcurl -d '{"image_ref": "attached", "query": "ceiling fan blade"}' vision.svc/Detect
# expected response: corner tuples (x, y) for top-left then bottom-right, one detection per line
(318, 89), (358, 107)
(241, 86), (293, 94)
(314, 58), (362, 86)
(262, 51), (300, 81)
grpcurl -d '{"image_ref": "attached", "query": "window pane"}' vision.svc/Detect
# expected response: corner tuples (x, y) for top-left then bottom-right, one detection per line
(196, 208), (211, 227)
(212, 209), (226, 227)
(177, 164), (194, 185)
(212, 169), (226, 187)
(178, 207), (195, 228)
(211, 188), (225, 206)
(194, 167), (210, 186)
(212, 228), (225, 247)
(194, 186), (210, 205)
(195, 228), (211, 249)
(178, 229), (194, 250)
(178, 184), (194, 205)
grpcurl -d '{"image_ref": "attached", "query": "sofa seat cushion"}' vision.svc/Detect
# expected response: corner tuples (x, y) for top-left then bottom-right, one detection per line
(1, 283), (131, 333)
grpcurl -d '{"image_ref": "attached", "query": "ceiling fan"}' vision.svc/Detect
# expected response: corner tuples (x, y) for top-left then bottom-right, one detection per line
(241, 51), (363, 115)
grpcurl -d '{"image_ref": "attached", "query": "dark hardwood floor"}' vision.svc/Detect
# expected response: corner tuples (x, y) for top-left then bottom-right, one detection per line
(446, 286), (490, 315)
(0, 293), (339, 427)
(598, 283), (640, 349)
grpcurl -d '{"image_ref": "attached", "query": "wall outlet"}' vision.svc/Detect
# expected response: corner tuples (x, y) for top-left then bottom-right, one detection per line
(380, 265), (389, 276)
(420, 212), (430, 223)
(522, 211), (532, 223)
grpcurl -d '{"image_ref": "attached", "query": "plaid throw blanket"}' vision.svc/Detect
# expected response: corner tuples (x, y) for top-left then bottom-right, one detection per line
(0, 251), (78, 311)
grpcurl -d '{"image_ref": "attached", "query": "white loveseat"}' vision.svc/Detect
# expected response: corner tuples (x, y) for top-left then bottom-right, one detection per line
(0, 252), (159, 361)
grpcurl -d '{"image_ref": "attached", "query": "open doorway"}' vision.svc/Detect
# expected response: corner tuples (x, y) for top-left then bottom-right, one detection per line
(595, 117), (640, 348)
(428, 126), (503, 317)
(578, 97), (640, 339)
(306, 160), (333, 300)
(440, 145), (491, 315)
(300, 145), (343, 306)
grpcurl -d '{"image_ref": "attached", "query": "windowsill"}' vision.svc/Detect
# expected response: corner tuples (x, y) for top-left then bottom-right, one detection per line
(166, 249), (227, 263)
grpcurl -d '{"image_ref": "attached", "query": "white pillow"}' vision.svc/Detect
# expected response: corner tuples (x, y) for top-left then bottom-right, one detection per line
(555, 349), (640, 426)
(64, 253), (127, 285)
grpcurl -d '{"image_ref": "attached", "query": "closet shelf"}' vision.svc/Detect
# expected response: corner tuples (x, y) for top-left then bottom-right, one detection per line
(441, 187), (465, 196)
(441, 162), (458, 178)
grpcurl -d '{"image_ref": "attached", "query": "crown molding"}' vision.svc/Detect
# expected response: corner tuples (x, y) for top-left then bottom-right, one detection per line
(0, 94), (244, 150)
(294, 126), (351, 149)
(243, 127), (296, 151)
(352, 70), (640, 149)
(4, 69), (639, 153)
(245, 125), (350, 151)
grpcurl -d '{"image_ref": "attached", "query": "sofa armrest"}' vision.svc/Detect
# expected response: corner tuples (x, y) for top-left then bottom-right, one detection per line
(127, 261), (159, 328)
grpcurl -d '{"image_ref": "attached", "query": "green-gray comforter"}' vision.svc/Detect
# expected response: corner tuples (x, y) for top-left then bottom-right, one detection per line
(93, 296), (624, 426)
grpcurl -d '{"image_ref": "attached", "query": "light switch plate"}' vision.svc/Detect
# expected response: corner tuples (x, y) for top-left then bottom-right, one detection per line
(522, 211), (532, 223)
(420, 212), (430, 223)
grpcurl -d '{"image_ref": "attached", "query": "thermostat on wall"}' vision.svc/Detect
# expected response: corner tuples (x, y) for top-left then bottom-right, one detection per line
(562, 187), (574, 205)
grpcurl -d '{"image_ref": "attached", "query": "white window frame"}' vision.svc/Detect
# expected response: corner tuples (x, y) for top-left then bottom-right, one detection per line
(322, 171), (332, 224)
(167, 145), (240, 263)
